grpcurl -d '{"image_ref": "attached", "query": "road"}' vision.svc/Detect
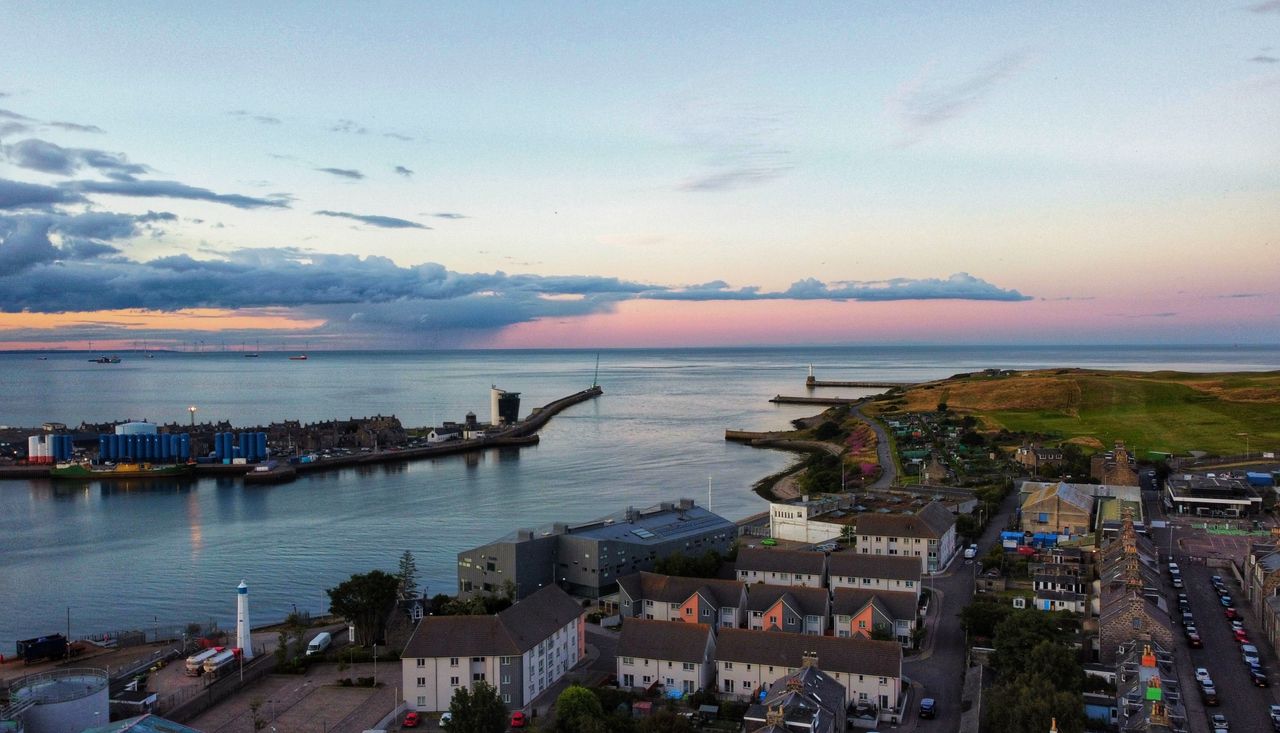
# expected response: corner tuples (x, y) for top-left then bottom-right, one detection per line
(901, 488), (1019, 733)
(1143, 488), (1280, 733)
(853, 405), (896, 490)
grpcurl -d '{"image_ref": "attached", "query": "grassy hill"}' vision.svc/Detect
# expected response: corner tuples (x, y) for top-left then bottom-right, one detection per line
(875, 369), (1280, 456)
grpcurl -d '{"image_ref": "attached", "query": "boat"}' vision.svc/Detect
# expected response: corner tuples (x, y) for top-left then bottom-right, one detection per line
(288, 354), (308, 360)
(243, 352), (260, 358)
(88, 356), (122, 364)
(50, 462), (194, 479)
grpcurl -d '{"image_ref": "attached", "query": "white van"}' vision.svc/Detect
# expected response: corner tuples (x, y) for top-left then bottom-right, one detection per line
(306, 631), (331, 656)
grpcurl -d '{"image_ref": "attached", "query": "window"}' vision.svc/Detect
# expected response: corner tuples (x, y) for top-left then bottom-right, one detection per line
(682, 662), (695, 671)
(473, 673), (485, 682)
(622, 656), (634, 665)
(725, 662), (733, 670)
(416, 677), (426, 687)
(450, 657), (459, 667)
(701, 608), (710, 617)
(642, 675), (652, 684)
(503, 694), (511, 704)
(417, 695), (426, 706)
(450, 676), (459, 686)
(502, 656), (513, 666)
(724, 679), (734, 692)
(416, 658), (425, 668)
(685, 607), (692, 616)
(502, 674), (510, 684)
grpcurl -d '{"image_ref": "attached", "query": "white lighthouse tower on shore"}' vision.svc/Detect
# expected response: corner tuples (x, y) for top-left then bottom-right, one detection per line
(236, 580), (253, 660)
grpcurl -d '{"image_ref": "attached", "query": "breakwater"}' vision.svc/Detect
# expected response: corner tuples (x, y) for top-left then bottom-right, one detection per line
(770, 395), (865, 405)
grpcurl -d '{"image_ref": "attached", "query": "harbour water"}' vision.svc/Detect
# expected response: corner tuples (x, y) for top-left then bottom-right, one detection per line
(0, 345), (1276, 649)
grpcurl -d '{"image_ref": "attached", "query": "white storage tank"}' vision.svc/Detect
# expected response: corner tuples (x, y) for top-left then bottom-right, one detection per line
(115, 422), (158, 436)
(10, 668), (109, 733)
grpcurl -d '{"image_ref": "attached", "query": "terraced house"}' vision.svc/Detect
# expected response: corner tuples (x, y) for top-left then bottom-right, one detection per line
(744, 584), (831, 635)
(736, 547), (826, 588)
(617, 571), (747, 629)
(831, 587), (918, 645)
(826, 553), (921, 596)
(400, 585), (583, 712)
(616, 619), (716, 694)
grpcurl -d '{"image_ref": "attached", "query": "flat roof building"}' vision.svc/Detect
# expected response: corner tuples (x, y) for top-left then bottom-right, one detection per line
(458, 499), (735, 600)
(1164, 474), (1262, 517)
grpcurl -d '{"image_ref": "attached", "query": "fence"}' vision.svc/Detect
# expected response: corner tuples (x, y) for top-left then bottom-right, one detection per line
(84, 619), (222, 650)
(161, 653), (277, 723)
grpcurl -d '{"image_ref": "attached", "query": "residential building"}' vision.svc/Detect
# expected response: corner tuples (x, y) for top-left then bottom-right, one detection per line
(831, 588), (918, 645)
(1091, 441), (1140, 487)
(457, 499), (735, 600)
(744, 584), (830, 635)
(742, 663), (847, 733)
(826, 553), (921, 595)
(1246, 541), (1280, 656)
(1015, 442), (1063, 474)
(766, 489), (977, 546)
(715, 629), (902, 721)
(736, 548), (826, 588)
(400, 585), (584, 712)
(851, 502), (958, 573)
(1097, 516), (1173, 664)
(616, 571), (746, 629)
(616, 619), (715, 694)
(1113, 642), (1189, 733)
(1019, 482), (1094, 537)
(1032, 564), (1088, 613)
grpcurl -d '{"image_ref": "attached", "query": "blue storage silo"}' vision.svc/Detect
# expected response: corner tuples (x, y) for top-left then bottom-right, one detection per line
(148, 434), (157, 460)
(179, 433), (190, 460)
(60, 435), (73, 460)
(256, 432), (268, 461)
(107, 434), (117, 461)
(238, 432), (250, 461)
(159, 434), (168, 461)
(119, 435), (128, 461)
(215, 432), (226, 461)
(98, 435), (107, 463)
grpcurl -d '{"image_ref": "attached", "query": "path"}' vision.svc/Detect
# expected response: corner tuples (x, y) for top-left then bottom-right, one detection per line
(853, 405), (896, 490)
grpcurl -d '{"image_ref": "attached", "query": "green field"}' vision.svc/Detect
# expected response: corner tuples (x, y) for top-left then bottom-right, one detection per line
(895, 370), (1280, 455)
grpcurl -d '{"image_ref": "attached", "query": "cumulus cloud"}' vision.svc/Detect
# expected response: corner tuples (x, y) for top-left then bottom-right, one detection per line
(394, 165), (414, 177)
(62, 180), (290, 209)
(4, 138), (149, 180)
(0, 178), (86, 209)
(316, 167), (364, 180)
(889, 50), (1034, 145)
(0, 209), (174, 273)
(314, 210), (429, 229)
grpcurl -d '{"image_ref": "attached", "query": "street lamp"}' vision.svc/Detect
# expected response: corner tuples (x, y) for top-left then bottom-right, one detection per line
(188, 406), (198, 427)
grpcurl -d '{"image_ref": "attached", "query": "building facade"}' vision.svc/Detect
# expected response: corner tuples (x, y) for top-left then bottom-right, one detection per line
(735, 548), (826, 588)
(617, 572), (746, 629)
(850, 502), (957, 573)
(616, 619), (716, 694)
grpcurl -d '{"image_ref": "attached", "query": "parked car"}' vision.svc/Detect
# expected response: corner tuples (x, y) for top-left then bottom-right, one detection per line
(1195, 667), (1212, 683)
(1211, 575), (1225, 587)
(1235, 629), (1251, 643)
(1220, 595), (1234, 607)
(402, 711), (420, 728)
(1186, 629), (1203, 648)
(1211, 712), (1229, 731)
(1182, 612), (1195, 627)
(963, 544), (978, 559)
(1242, 644), (1261, 666)
(1172, 577), (1184, 588)
(1226, 607), (1239, 620)
(1230, 619), (1244, 631)
(919, 698), (936, 719)
(1269, 703), (1280, 724)
(1201, 683), (1219, 705)
(1252, 668), (1270, 687)
(510, 711), (528, 728)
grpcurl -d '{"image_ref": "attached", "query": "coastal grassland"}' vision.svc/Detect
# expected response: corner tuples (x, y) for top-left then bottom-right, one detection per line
(884, 370), (1280, 455)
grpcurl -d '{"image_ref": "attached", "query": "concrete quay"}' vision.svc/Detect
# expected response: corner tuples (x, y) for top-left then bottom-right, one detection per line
(769, 395), (866, 405)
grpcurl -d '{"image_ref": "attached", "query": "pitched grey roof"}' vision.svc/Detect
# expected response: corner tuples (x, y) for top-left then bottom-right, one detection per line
(716, 628), (901, 678)
(616, 618), (712, 664)
(745, 584), (830, 617)
(825, 553), (920, 582)
(831, 588), (917, 621)
(403, 585), (582, 658)
(854, 501), (956, 539)
(617, 571), (745, 608)
(736, 547), (826, 576)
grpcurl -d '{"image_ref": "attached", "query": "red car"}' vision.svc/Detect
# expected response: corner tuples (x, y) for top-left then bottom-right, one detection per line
(510, 711), (528, 728)
(402, 711), (420, 728)
(1235, 629), (1251, 643)
(1226, 607), (1239, 620)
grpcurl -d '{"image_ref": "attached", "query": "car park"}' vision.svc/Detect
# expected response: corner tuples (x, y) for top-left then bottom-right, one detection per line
(919, 698), (936, 719)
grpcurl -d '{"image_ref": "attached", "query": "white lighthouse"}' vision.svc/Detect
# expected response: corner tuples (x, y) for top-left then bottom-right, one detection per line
(236, 580), (253, 660)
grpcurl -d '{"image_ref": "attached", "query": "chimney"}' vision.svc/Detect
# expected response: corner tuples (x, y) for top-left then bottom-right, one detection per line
(516, 529), (533, 541)
(802, 651), (818, 668)
(678, 498), (694, 510)
(765, 705), (785, 726)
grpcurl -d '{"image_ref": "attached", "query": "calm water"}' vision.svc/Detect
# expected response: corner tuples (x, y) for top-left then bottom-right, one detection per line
(0, 345), (1276, 649)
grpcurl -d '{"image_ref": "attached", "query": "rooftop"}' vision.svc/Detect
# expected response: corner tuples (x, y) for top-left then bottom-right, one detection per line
(403, 585), (582, 658)
(617, 618), (712, 664)
(617, 572), (745, 608)
(826, 553), (921, 582)
(716, 628), (901, 678)
(853, 501), (956, 539)
(493, 499), (734, 546)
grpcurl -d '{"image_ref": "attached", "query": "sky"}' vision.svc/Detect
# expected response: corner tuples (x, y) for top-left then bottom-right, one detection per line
(1, 2), (1278, 349)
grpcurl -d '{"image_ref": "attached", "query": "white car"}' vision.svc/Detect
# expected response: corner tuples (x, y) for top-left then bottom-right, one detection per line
(1195, 667), (1212, 683)
(963, 544), (978, 559)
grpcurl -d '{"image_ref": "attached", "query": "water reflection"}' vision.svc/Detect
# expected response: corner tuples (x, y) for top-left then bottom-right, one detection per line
(96, 478), (195, 496)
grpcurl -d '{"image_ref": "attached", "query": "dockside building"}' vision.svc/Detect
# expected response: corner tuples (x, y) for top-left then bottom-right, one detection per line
(457, 499), (736, 600)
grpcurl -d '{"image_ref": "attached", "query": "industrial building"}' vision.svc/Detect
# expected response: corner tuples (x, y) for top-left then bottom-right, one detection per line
(1163, 473), (1263, 516)
(457, 499), (736, 600)
(490, 386), (521, 426)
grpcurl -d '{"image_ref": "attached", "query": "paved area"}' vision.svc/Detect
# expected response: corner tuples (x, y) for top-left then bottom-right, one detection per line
(188, 662), (389, 733)
(900, 488), (1018, 733)
(853, 405), (896, 490)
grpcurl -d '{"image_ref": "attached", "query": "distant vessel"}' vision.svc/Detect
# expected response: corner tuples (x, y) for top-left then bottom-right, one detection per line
(89, 356), (122, 364)
(50, 462), (193, 479)
(288, 354), (308, 361)
(243, 353), (260, 358)
(37, 356), (48, 361)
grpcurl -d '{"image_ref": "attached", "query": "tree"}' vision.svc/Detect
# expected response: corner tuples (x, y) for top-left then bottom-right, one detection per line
(870, 625), (895, 642)
(555, 685), (606, 733)
(446, 681), (507, 733)
(813, 420), (842, 441)
(991, 609), (1066, 676)
(1025, 640), (1084, 694)
(326, 569), (400, 646)
(984, 672), (1084, 733)
(637, 710), (694, 733)
(397, 550), (420, 600)
(959, 599), (1011, 640)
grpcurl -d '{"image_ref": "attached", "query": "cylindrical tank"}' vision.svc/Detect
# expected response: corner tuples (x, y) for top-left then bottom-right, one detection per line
(10, 667), (109, 733)
(214, 433), (225, 460)
(256, 432), (268, 461)
(97, 435), (107, 463)
(180, 433), (191, 460)
(115, 421), (158, 436)
(27, 436), (39, 464)
(238, 432), (249, 461)
(112, 434), (122, 461)
(158, 434), (168, 461)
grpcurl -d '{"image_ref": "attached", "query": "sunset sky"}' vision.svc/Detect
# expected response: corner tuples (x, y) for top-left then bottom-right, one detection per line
(1, 2), (1277, 349)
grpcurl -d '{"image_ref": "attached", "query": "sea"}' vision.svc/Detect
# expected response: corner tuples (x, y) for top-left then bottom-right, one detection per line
(0, 345), (1276, 650)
